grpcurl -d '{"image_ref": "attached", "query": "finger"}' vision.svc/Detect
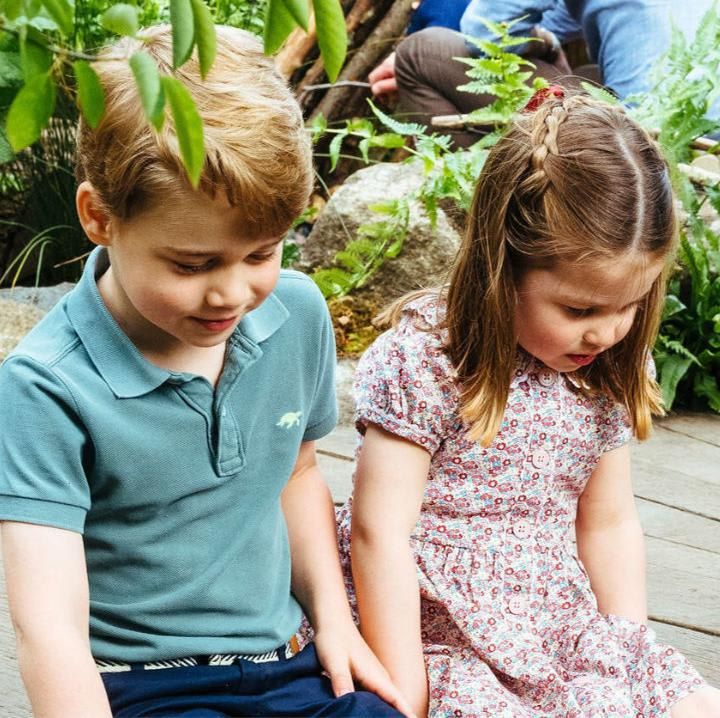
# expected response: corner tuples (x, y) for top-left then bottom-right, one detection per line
(368, 66), (388, 84)
(353, 665), (416, 718)
(328, 666), (355, 698)
(371, 77), (398, 97)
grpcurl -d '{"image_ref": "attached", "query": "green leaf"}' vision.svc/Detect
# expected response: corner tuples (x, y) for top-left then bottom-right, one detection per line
(170, 0), (195, 68)
(328, 131), (345, 171)
(369, 100), (426, 136)
(658, 354), (692, 410)
(0, 50), (24, 87)
(190, 0), (216, 78)
(263, 0), (297, 55)
(6, 72), (56, 151)
(313, 0), (347, 82)
(662, 293), (686, 320)
(161, 75), (205, 187)
(19, 27), (52, 80)
(281, 0), (309, 31)
(39, 0), (73, 35)
(580, 81), (619, 105)
(311, 267), (353, 298)
(0, 125), (14, 163)
(101, 4), (139, 37)
(74, 61), (105, 129)
(694, 373), (720, 412)
(130, 51), (165, 130)
(3, 0), (24, 20)
(310, 112), (327, 142)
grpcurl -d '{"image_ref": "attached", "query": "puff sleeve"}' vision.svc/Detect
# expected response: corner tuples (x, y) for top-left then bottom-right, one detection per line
(353, 306), (458, 455)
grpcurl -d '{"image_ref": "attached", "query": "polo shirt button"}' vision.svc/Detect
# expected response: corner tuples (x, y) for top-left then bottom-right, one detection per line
(221, 408), (227, 417)
(508, 596), (526, 615)
(531, 449), (550, 469)
(512, 520), (532, 539)
(538, 369), (556, 387)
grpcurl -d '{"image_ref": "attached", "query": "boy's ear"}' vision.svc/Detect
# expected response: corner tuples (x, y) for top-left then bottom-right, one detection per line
(76, 181), (113, 247)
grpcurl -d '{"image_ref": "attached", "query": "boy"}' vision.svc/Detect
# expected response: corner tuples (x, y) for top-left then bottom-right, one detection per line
(0, 25), (409, 717)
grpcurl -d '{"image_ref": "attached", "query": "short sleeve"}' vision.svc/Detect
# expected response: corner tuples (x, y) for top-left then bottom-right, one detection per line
(599, 399), (633, 454)
(0, 356), (91, 532)
(302, 284), (338, 442)
(353, 311), (457, 454)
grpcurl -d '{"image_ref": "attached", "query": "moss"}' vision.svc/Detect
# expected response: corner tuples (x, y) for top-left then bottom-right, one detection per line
(327, 293), (385, 359)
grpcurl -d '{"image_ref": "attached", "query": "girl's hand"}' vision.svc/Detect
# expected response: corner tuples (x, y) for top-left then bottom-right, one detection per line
(313, 620), (418, 718)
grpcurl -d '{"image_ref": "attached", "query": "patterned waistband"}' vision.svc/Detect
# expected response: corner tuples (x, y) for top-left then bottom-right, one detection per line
(96, 636), (301, 673)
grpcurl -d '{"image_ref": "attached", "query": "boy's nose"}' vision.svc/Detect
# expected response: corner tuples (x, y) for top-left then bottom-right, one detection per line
(205, 278), (249, 310)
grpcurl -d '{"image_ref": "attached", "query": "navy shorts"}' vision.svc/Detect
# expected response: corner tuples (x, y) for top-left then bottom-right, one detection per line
(100, 643), (403, 717)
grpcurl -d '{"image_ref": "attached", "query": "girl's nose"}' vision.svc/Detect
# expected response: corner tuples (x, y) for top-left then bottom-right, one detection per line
(582, 318), (622, 350)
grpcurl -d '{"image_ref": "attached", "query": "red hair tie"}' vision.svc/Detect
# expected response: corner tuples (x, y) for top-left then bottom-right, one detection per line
(522, 85), (565, 113)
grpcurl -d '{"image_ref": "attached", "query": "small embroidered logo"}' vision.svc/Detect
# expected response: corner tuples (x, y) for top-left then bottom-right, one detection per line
(276, 411), (302, 429)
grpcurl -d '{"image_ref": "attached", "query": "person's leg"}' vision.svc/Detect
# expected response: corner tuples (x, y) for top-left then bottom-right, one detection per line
(239, 644), (403, 717)
(395, 26), (568, 147)
(101, 665), (237, 717)
(577, 0), (672, 98)
(394, 27), (492, 147)
(671, 686), (720, 717)
(101, 648), (403, 717)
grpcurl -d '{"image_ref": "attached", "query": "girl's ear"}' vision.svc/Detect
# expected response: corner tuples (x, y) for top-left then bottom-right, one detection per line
(76, 181), (113, 247)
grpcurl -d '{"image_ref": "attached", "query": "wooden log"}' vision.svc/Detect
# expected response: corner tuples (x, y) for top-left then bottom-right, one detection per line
(295, 0), (378, 100)
(275, 14), (317, 79)
(307, 0), (415, 122)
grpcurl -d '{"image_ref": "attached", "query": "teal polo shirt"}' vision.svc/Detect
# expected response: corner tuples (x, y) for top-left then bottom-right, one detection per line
(0, 248), (337, 661)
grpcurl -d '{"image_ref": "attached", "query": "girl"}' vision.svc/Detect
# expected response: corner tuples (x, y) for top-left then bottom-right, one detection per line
(339, 93), (720, 716)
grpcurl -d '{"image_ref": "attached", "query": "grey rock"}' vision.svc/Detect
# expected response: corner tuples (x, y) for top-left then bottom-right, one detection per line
(300, 162), (462, 304)
(336, 358), (358, 428)
(0, 282), (74, 313)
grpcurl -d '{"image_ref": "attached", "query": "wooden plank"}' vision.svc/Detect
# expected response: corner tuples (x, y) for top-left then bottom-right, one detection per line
(646, 536), (720, 634)
(636, 498), (720, 554)
(659, 413), (720, 448)
(632, 426), (720, 487)
(0, 537), (31, 718)
(649, 621), (720, 686)
(318, 452), (353, 505)
(317, 426), (357, 460)
(632, 459), (720, 520)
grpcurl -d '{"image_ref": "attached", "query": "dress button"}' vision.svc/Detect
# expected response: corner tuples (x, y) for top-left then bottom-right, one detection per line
(538, 369), (556, 387)
(532, 449), (550, 469)
(508, 596), (526, 615)
(512, 520), (532, 539)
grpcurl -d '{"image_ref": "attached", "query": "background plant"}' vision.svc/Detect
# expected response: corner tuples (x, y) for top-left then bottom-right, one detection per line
(0, 0), (347, 287)
(630, 5), (720, 413)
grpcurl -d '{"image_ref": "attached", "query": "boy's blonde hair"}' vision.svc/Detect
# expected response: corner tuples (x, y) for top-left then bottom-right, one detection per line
(384, 94), (676, 446)
(76, 25), (313, 237)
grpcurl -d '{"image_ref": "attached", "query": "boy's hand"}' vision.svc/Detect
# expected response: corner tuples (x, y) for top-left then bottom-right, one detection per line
(314, 621), (418, 718)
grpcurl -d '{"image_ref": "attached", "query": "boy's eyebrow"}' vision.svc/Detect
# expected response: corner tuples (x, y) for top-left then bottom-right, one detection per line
(161, 238), (283, 257)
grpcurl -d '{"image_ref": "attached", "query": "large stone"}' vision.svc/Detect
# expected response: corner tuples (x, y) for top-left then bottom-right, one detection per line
(300, 162), (462, 304)
(0, 284), (74, 361)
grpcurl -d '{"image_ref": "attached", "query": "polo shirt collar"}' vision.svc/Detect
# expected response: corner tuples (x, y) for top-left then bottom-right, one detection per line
(66, 248), (290, 399)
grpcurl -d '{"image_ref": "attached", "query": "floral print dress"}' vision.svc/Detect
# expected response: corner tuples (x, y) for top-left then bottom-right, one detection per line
(336, 297), (706, 717)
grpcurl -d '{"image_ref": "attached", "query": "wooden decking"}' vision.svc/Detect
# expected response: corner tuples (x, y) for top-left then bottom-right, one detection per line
(1, 413), (718, 716)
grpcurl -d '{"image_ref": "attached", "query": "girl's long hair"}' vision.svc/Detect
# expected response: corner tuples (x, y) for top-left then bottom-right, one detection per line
(386, 94), (676, 446)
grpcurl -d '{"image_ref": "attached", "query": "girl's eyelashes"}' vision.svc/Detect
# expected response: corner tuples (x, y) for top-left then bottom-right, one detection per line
(563, 301), (640, 317)
(564, 305), (590, 317)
